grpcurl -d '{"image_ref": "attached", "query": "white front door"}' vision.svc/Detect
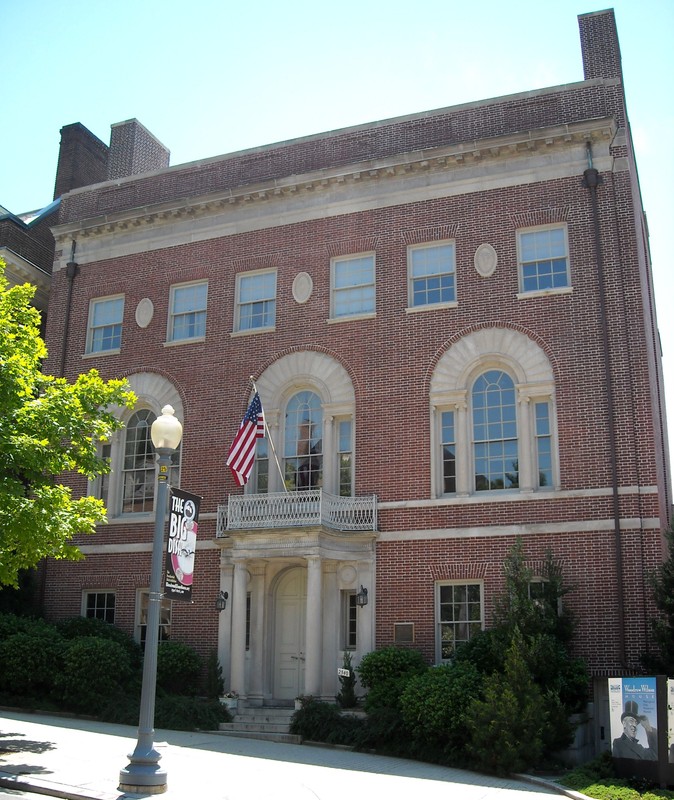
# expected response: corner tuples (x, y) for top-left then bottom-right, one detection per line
(273, 567), (307, 700)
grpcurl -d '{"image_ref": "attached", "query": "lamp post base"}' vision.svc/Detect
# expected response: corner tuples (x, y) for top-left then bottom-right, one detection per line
(119, 765), (168, 794)
(119, 749), (167, 794)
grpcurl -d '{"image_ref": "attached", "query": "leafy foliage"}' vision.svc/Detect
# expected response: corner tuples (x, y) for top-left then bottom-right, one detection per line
(204, 650), (224, 699)
(400, 661), (482, 759)
(336, 650), (358, 708)
(156, 640), (203, 695)
(56, 637), (134, 713)
(643, 520), (674, 675)
(0, 262), (135, 587)
(0, 628), (64, 696)
(466, 627), (547, 775)
(356, 646), (428, 710)
(290, 696), (361, 745)
(56, 615), (142, 668)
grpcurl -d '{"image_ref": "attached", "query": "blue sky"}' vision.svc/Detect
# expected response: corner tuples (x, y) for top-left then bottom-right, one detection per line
(2, 0), (673, 463)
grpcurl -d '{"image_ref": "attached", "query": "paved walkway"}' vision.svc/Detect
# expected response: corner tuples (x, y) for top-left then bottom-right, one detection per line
(0, 710), (585, 800)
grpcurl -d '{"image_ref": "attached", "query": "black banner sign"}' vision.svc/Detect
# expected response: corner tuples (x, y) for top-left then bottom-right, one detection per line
(164, 488), (201, 602)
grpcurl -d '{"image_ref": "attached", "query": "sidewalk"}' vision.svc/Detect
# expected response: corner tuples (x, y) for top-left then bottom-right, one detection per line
(0, 709), (584, 800)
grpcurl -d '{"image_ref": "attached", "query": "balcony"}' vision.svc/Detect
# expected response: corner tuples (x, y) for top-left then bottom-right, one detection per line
(217, 489), (377, 536)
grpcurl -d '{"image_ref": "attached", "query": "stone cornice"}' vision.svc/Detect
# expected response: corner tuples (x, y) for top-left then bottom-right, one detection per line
(52, 118), (614, 257)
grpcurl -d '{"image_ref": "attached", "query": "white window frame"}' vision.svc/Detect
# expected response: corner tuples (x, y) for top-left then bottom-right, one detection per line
(433, 382), (558, 497)
(330, 253), (375, 320)
(341, 591), (358, 650)
(167, 280), (207, 343)
(234, 269), (277, 333)
(81, 590), (116, 624)
(407, 241), (457, 310)
(435, 580), (484, 663)
(516, 224), (571, 297)
(86, 295), (124, 354)
(87, 374), (184, 520)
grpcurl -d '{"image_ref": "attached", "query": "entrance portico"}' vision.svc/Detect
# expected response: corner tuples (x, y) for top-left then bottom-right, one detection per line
(217, 525), (376, 706)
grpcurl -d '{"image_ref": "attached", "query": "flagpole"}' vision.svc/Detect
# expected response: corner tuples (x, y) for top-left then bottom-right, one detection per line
(250, 375), (288, 493)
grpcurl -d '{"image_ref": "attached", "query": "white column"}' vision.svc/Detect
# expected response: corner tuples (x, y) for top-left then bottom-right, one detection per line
(304, 556), (323, 697)
(517, 392), (534, 492)
(230, 561), (248, 697)
(455, 399), (471, 495)
(248, 562), (266, 705)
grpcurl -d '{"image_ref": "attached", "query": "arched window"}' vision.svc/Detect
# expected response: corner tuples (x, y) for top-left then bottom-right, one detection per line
(430, 328), (559, 498)
(90, 373), (183, 517)
(472, 370), (519, 491)
(121, 409), (181, 514)
(284, 391), (323, 490)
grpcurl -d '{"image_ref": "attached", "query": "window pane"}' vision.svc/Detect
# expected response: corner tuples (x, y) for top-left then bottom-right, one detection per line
(89, 297), (123, 352)
(473, 371), (518, 491)
(411, 243), (456, 306)
(438, 582), (482, 660)
(519, 228), (569, 292)
(238, 272), (277, 330)
(283, 391), (323, 490)
(333, 256), (375, 317)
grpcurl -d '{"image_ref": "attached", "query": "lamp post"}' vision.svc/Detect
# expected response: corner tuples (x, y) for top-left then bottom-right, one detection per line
(119, 405), (183, 794)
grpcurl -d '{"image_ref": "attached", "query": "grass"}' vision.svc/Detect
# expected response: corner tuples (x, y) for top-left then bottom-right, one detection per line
(557, 753), (674, 800)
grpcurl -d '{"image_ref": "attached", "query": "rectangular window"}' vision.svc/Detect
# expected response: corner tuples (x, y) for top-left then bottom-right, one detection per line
(441, 410), (456, 494)
(409, 242), (456, 307)
(96, 442), (112, 502)
(436, 582), (483, 662)
(246, 593), (251, 651)
(136, 589), (172, 646)
(84, 591), (115, 624)
(518, 226), (570, 293)
(534, 401), (553, 488)
(236, 271), (276, 332)
(337, 419), (353, 497)
(253, 437), (269, 493)
(331, 254), (375, 318)
(342, 591), (358, 650)
(87, 296), (124, 353)
(169, 281), (207, 342)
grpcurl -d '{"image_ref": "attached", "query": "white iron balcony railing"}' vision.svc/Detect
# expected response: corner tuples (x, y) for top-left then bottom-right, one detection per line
(216, 489), (377, 536)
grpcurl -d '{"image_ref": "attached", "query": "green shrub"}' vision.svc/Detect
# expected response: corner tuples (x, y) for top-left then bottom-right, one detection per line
(156, 640), (203, 695)
(356, 646), (427, 711)
(336, 651), (358, 708)
(57, 637), (133, 714)
(290, 697), (362, 745)
(401, 661), (483, 760)
(466, 628), (547, 775)
(354, 705), (412, 757)
(204, 650), (224, 699)
(56, 615), (142, 669)
(0, 611), (55, 641)
(0, 629), (64, 696)
(154, 695), (230, 731)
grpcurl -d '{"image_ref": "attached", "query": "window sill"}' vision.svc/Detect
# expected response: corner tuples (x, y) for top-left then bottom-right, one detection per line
(230, 326), (275, 337)
(517, 287), (573, 300)
(82, 348), (121, 358)
(327, 312), (376, 324)
(405, 301), (458, 314)
(163, 336), (206, 347)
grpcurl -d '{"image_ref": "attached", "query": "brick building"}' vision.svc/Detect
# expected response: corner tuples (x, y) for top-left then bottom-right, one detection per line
(42, 9), (670, 744)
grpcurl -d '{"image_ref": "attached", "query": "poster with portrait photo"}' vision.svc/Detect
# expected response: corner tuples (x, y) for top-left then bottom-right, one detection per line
(609, 676), (658, 760)
(667, 678), (674, 764)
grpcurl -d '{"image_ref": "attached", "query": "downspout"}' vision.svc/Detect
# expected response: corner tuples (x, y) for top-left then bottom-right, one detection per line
(59, 240), (79, 378)
(583, 142), (627, 669)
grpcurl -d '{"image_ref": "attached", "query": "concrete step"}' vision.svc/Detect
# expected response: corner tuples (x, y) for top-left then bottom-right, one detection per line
(218, 706), (299, 744)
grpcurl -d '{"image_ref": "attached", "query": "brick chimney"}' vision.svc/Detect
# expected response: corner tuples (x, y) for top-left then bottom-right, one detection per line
(53, 123), (109, 200)
(107, 119), (170, 180)
(578, 9), (622, 81)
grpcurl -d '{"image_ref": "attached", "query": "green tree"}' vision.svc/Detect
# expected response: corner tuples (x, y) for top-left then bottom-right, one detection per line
(643, 520), (674, 674)
(0, 263), (135, 587)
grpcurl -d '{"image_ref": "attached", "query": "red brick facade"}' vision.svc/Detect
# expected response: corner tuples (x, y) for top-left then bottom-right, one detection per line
(43, 10), (670, 711)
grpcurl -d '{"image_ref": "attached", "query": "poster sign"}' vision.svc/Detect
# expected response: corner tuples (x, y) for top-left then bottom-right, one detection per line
(608, 676), (658, 760)
(164, 488), (201, 602)
(668, 680), (674, 763)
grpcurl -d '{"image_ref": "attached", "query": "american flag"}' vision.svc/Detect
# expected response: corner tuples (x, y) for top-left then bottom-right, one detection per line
(226, 393), (265, 486)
